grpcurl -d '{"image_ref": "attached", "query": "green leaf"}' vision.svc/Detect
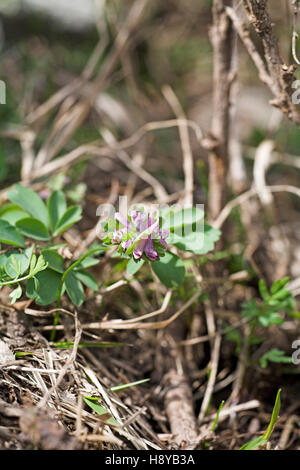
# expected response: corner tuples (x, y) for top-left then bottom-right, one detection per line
(242, 298), (259, 319)
(240, 436), (266, 450)
(8, 284), (22, 304)
(258, 312), (283, 327)
(110, 378), (150, 392)
(26, 277), (38, 299)
(20, 245), (34, 274)
(211, 400), (225, 432)
(65, 271), (84, 306)
(7, 184), (49, 228)
(271, 289), (291, 301)
(73, 245), (107, 271)
(30, 255), (48, 276)
(83, 397), (119, 426)
(263, 389), (281, 440)
(41, 249), (64, 273)
(16, 218), (50, 241)
(240, 389), (281, 450)
(259, 349), (292, 368)
(126, 257), (145, 276)
(168, 224), (221, 255)
(47, 172), (66, 191)
(270, 277), (290, 295)
(202, 224), (221, 253)
(66, 182), (86, 203)
(288, 311), (300, 319)
(0, 203), (29, 225)
(53, 206), (82, 236)
(74, 256), (101, 270)
(2, 246), (34, 277)
(152, 251), (185, 287)
(75, 270), (98, 291)
(0, 220), (25, 247)
(15, 351), (33, 357)
(161, 206), (204, 231)
(110, 250), (130, 259)
(47, 190), (67, 233)
(26, 268), (62, 305)
(259, 279), (269, 301)
(29, 254), (37, 273)
(5, 255), (21, 279)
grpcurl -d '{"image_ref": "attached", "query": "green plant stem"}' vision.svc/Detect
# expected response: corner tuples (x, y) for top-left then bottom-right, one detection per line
(0, 260), (48, 287)
(50, 247), (103, 341)
(0, 272), (38, 286)
(211, 400), (224, 432)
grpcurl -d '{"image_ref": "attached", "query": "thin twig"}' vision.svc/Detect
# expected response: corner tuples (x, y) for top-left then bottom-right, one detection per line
(28, 119), (202, 181)
(213, 184), (300, 229)
(37, 312), (82, 409)
(39, 289), (201, 332)
(201, 399), (260, 424)
(162, 85), (194, 206)
(198, 333), (222, 424)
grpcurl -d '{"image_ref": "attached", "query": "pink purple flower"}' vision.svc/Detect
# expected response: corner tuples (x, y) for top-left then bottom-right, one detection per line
(109, 208), (169, 261)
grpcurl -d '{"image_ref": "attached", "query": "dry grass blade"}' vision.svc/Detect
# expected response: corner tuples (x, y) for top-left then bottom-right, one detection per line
(198, 333), (222, 424)
(213, 184), (300, 229)
(39, 289), (201, 332)
(35, 0), (150, 167)
(38, 312), (82, 409)
(162, 85), (194, 206)
(30, 118), (202, 181)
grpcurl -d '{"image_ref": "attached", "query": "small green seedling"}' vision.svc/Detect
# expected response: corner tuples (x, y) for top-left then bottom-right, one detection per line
(259, 348), (292, 369)
(110, 378), (150, 392)
(83, 379), (150, 426)
(83, 397), (119, 427)
(241, 277), (297, 368)
(211, 400), (225, 432)
(242, 277), (296, 329)
(240, 389), (281, 450)
(0, 246), (48, 303)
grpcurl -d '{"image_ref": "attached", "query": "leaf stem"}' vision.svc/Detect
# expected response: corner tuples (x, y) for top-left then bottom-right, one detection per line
(50, 247), (103, 341)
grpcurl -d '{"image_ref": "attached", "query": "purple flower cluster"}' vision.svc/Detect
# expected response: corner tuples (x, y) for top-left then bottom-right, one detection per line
(110, 208), (169, 261)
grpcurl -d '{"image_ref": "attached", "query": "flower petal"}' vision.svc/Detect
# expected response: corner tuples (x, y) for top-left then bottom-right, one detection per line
(132, 211), (148, 232)
(160, 238), (168, 249)
(122, 239), (134, 250)
(111, 230), (124, 243)
(133, 238), (147, 259)
(144, 238), (159, 261)
(115, 212), (130, 229)
(161, 228), (170, 239)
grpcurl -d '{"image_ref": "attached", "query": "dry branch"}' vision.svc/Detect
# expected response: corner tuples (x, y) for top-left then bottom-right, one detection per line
(227, 2), (300, 125)
(164, 370), (198, 449)
(206, 0), (236, 220)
